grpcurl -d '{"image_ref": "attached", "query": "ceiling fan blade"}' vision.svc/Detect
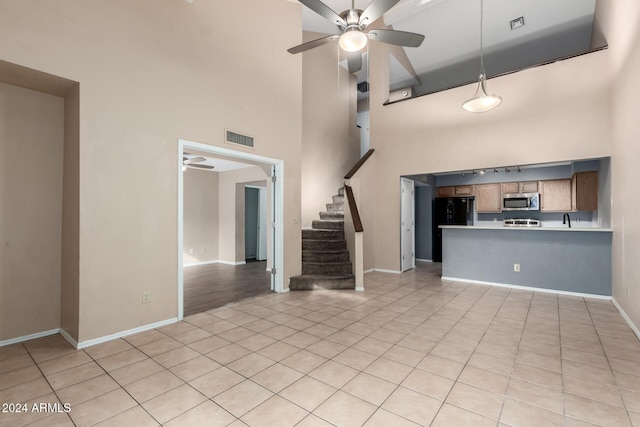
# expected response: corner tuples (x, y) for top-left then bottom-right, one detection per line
(184, 156), (206, 164)
(298, 0), (346, 27)
(347, 52), (362, 73)
(367, 29), (425, 48)
(287, 35), (338, 54)
(187, 164), (214, 170)
(359, 0), (401, 28)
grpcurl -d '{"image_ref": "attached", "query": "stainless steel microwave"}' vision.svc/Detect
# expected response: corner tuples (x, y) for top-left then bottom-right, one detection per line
(502, 193), (540, 211)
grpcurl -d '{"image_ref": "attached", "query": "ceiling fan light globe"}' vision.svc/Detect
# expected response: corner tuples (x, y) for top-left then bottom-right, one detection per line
(339, 29), (368, 52)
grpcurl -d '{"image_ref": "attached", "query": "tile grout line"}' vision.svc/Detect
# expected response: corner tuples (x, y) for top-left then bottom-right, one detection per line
(19, 341), (78, 426)
(583, 297), (635, 426)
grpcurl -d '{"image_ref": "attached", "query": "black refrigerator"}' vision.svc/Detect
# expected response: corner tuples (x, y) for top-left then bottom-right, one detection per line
(433, 197), (470, 262)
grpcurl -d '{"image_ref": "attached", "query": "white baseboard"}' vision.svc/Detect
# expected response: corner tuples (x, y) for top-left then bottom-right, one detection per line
(355, 287), (365, 292)
(612, 298), (640, 341)
(0, 328), (60, 348)
(218, 260), (246, 266)
(416, 259), (433, 263)
(373, 268), (402, 275)
(364, 269), (375, 274)
(59, 328), (78, 348)
(75, 317), (179, 350)
(183, 260), (219, 267)
(184, 260), (248, 267)
(441, 276), (612, 300)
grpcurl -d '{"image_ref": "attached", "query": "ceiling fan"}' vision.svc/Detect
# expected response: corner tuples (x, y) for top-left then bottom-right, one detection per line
(183, 155), (214, 171)
(287, 0), (425, 73)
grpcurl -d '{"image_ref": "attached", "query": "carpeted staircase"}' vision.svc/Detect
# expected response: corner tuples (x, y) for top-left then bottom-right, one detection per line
(289, 187), (355, 290)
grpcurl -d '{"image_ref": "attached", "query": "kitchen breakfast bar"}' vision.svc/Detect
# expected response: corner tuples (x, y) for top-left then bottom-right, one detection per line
(440, 225), (613, 296)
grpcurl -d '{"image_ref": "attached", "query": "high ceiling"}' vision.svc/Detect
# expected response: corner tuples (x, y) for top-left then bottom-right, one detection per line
(299, 0), (601, 98)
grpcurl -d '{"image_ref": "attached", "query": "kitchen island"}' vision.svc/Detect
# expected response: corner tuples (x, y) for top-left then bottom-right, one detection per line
(440, 225), (613, 296)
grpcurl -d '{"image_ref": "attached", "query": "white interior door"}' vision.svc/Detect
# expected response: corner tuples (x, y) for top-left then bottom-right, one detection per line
(401, 178), (415, 272)
(257, 187), (267, 261)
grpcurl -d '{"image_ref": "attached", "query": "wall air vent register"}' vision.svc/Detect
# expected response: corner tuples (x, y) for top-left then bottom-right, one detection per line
(225, 129), (254, 148)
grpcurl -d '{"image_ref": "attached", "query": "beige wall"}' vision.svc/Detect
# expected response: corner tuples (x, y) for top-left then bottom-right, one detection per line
(218, 167), (269, 264)
(599, 0), (640, 331)
(0, 82), (64, 341)
(0, 0), (303, 343)
(183, 170), (219, 265)
(301, 32), (360, 228)
(61, 83), (80, 340)
(367, 43), (613, 272)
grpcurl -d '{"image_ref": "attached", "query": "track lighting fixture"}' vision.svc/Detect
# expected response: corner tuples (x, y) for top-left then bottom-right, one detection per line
(494, 168), (498, 174)
(505, 167), (511, 173)
(473, 170), (478, 176)
(516, 166), (521, 173)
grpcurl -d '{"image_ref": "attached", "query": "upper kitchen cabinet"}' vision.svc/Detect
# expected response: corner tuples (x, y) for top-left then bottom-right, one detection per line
(476, 183), (502, 213)
(521, 181), (539, 193)
(572, 171), (598, 211)
(501, 182), (519, 194)
(502, 181), (538, 194)
(437, 185), (475, 197)
(437, 186), (455, 197)
(540, 179), (572, 212)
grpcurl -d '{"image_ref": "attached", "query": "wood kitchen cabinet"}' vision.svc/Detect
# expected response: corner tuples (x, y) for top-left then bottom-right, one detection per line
(437, 186), (455, 197)
(572, 171), (598, 211)
(502, 181), (538, 194)
(437, 185), (475, 197)
(501, 182), (519, 194)
(520, 181), (539, 193)
(476, 183), (502, 213)
(539, 179), (572, 211)
(454, 185), (475, 196)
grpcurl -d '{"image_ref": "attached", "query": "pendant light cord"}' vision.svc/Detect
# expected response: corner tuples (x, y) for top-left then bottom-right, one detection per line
(479, 0), (485, 77)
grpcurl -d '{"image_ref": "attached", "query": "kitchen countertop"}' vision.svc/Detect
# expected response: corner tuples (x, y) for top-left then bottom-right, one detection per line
(440, 225), (613, 232)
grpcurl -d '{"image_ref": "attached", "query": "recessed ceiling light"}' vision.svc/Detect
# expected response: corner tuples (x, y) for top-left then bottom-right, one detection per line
(510, 16), (525, 30)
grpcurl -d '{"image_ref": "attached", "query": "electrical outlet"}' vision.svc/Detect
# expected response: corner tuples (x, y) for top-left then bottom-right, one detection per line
(142, 291), (151, 304)
(189, 248), (194, 255)
(514, 263), (521, 272)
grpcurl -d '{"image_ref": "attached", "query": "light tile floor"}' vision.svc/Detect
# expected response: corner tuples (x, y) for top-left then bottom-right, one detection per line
(2, 263), (640, 426)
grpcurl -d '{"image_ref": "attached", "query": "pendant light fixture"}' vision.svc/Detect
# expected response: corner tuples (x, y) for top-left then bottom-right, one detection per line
(462, 0), (502, 113)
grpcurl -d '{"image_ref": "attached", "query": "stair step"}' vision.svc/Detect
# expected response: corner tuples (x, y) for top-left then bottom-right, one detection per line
(302, 239), (347, 251)
(302, 229), (344, 240)
(289, 274), (355, 291)
(319, 211), (344, 220)
(312, 219), (344, 230)
(302, 250), (350, 262)
(303, 261), (352, 275)
(326, 203), (344, 212)
(338, 187), (345, 196)
(332, 195), (345, 204)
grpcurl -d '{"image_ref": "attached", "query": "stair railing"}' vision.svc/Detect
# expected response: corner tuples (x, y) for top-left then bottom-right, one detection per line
(343, 149), (374, 291)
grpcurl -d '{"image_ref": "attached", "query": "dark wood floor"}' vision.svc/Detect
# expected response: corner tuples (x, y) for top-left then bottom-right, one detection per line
(183, 261), (272, 316)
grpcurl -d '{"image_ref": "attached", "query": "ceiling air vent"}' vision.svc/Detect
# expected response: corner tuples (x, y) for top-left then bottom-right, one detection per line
(225, 129), (254, 148)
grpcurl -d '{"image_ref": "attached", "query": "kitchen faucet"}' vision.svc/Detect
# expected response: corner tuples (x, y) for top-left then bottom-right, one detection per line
(563, 213), (571, 228)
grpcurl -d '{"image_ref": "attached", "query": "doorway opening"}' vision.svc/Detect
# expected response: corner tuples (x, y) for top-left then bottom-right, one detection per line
(400, 177), (416, 272)
(177, 139), (284, 320)
(245, 185), (267, 263)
